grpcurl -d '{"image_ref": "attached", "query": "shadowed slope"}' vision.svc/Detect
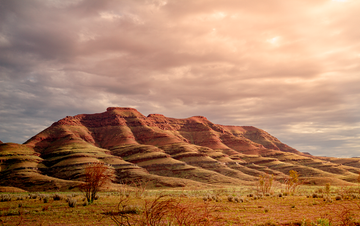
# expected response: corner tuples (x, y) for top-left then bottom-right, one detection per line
(0, 143), (80, 191)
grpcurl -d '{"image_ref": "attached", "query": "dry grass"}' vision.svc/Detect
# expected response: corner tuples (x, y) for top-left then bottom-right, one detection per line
(1, 186), (360, 225)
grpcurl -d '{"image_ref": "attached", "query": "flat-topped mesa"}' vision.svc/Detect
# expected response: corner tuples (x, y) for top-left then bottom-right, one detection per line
(52, 107), (148, 128)
(106, 107), (145, 118)
(107, 107), (137, 111)
(52, 113), (126, 128)
(24, 107), (303, 156)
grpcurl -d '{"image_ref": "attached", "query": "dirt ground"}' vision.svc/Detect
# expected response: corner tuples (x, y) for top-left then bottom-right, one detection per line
(1, 190), (360, 226)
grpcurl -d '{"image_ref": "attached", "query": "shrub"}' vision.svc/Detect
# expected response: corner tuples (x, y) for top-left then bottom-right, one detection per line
(121, 205), (141, 214)
(228, 196), (234, 202)
(68, 198), (77, 208)
(0, 194), (11, 202)
(284, 170), (301, 195)
(39, 194), (46, 200)
(79, 162), (114, 203)
(234, 197), (239, 203)
(323, 196), (332, 203)
(29, 193), (38, 199)
(43, 196), (49, 203)
(325, 183), (331, 194)
(257, 173), (274, 195)
(52, 194), (62, 201)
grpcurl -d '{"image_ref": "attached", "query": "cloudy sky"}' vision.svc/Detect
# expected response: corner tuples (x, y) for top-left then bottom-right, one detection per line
(1, 0), (359, 157)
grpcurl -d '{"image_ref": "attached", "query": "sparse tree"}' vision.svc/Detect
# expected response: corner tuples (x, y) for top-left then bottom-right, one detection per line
(285, 170), (301, 195)
(257, 173), (274, 195)
(79, 162), (114, 203)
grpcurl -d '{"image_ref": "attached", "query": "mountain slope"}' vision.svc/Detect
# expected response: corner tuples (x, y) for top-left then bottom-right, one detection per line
(1, 107), (359, 191)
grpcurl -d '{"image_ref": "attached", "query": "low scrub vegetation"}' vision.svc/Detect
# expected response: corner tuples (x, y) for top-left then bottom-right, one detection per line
(1, 185), (360, 225)
(78, 162), (114, 203)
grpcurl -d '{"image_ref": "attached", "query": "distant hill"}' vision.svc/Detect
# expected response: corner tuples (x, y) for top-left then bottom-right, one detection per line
(1, 107), (360, 191)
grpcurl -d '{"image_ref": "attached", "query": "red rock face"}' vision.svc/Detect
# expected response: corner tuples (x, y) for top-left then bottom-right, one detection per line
(0, 140), (3, 144)
(25, 107), (301, 155)
(20, 107), (314, 188)
(3, 107), (360, 190)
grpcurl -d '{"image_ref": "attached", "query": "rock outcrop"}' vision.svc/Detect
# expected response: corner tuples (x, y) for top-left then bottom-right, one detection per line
(1, 107), (360, 191)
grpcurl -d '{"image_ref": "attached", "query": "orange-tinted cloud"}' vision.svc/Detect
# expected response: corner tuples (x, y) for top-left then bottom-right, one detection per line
(0, 0), (359, 157)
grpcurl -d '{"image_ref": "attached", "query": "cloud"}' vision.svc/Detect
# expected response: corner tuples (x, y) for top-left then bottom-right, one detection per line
(0, 0), (359, 157)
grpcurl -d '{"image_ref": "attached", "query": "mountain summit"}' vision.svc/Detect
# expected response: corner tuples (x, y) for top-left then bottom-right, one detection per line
(1, 107), (360, 191)
(27, 107), (300, 155)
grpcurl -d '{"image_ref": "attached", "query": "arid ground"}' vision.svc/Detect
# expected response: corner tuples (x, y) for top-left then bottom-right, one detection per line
(1, 185), (360, 226)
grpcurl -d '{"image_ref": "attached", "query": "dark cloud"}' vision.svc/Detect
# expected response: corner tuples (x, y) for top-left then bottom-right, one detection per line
(0, 0), (359, 157)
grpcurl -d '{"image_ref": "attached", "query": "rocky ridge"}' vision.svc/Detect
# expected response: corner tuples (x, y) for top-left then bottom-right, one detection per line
(1, 107), (360, 191)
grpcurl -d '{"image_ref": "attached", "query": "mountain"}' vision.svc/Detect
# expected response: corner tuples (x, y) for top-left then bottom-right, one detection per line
(1, 107), (360, 191)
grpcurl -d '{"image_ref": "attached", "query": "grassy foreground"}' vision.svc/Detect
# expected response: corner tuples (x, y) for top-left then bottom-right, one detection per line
(1, 186), (360, 226)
